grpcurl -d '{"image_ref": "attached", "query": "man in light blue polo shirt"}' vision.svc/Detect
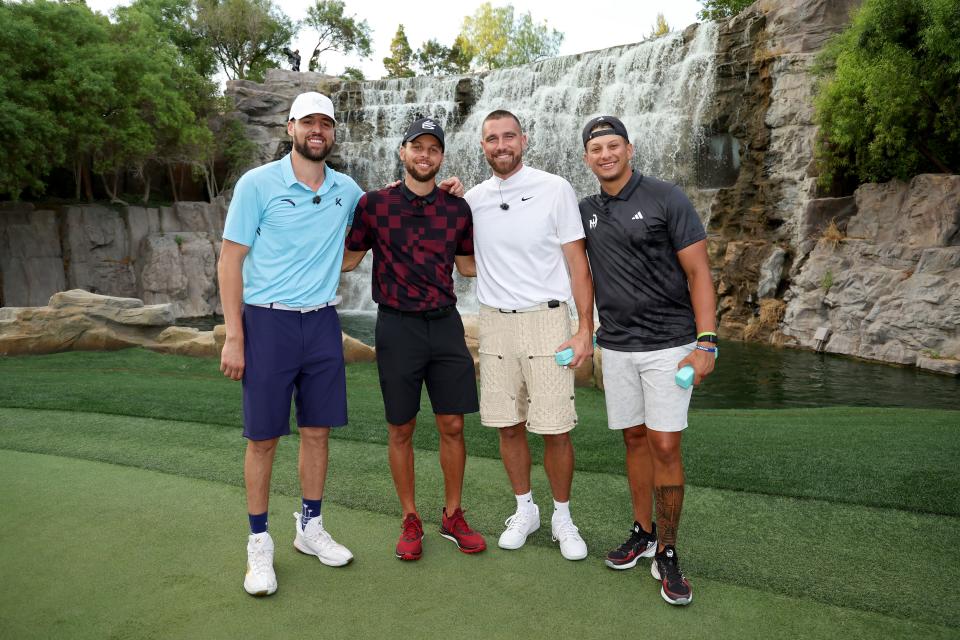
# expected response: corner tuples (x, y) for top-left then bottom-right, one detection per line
(219, 92), (362, 596)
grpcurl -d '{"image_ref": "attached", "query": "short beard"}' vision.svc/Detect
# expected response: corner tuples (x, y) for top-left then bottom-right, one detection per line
(486, 152), (521, 177)
(294, 138), (331, 163)
(404, 161), (440, 184)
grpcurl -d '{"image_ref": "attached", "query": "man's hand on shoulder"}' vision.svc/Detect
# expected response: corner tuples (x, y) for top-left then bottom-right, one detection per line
(438, 176), (465, 198)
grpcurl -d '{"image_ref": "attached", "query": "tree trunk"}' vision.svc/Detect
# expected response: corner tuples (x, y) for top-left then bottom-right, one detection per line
(142, 171), (151, 205)
(101, 171), (128, 205)
(168, 163), (179, 202)
(82, 162), (94, 202)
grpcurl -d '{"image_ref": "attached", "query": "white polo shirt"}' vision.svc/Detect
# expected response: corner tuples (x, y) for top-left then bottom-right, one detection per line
(465, 165), (585, 310)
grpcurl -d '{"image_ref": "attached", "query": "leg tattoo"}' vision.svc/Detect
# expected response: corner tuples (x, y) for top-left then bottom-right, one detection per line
(654, 484), (684, 548)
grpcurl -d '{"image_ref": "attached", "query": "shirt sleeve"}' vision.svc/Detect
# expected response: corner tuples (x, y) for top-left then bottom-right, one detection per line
(345, 192), (373, 251)
(222, 172), (261, 247)
(555, 178), (587, 244)
(665, 186), (706, 251)
(455, 200), (474, 256)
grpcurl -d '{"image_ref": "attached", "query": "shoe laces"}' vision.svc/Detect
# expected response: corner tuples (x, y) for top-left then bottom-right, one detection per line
(248, 540), (272, 573)
(401, 515), (422, 541)
(553, 519), (583, 543)
(446, 508), (473, 535)
(504, 509), (533, 532)
(659, 550), (687, 589)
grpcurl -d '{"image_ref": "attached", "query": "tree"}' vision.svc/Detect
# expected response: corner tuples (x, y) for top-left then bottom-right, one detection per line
(650, 12), (671, 38)
(194, 0), (294, 81)
(459, 3), (563, 70)
(814, 0), (960, 186)
(113, 0), (218, 78)
(303, 0), (372, 73)
(341, 66), (365, 81)
(382, 24), (414, 78)
(697, 0), (754, 21)
(415, 37), (469, 76)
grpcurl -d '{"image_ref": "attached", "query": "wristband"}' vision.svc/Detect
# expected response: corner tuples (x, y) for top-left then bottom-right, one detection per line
(697, 332), (718, 344)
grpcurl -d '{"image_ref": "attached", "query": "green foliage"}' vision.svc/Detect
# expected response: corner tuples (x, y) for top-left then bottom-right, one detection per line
(697, 0), (754, 21)
(382, 24), (414, 78)
(216, 112), (257, 189)
(341, 65), (365, 81)
(303, 0), (371, 73)
(415, 36), (473, 76)
(650, 12), (671, 38)
(820, 269), (834, 293)
(194, 0), (294, 81)
(113, 0), (217, 78)
(814, 0), (960, 186)
(459, 2), (563, 70)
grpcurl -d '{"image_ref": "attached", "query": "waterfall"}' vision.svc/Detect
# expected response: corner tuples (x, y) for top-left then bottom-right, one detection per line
(334, 23), (719, 314)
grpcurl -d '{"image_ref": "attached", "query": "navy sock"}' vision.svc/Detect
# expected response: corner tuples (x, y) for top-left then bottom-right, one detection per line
(301, 498), (322, 528)
(249, 512), (268, 535)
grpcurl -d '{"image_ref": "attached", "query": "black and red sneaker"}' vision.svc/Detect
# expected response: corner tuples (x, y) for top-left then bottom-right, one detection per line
(651, 545), (693, 605)
(396, 513), (424, 561)
(439, 507), (486, 554)
(605, 521), (657, 570)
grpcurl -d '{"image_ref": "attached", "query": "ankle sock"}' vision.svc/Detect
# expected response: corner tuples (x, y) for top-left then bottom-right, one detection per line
(301, 498), (322, 528)
(249, 512), (268, 535)
(515, 491), (534, 511)
(553, 500), (571, 520)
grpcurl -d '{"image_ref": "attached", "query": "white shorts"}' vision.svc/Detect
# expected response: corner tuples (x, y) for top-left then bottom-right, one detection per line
(601, 343), (696, 432)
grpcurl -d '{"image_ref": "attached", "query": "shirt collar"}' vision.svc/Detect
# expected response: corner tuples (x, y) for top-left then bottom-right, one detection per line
(280, 153), (340, 193)
(601, 169), (643, 201)
(400, 182), (438, 204)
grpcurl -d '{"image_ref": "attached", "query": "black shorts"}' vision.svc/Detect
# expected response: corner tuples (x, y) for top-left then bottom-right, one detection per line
(375, 306), (479, 425)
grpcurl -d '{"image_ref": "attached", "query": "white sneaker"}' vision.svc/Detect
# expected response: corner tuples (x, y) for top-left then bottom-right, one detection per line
(551, 516), (588, 560)
(244, 532), (277, 596)
(498, 504), (540, 550)
(293, 512), (354, 566)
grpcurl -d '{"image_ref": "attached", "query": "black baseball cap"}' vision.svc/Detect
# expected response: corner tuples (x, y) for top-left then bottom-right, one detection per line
(402, 117), (445, 151)
(581, 115), (630, 148)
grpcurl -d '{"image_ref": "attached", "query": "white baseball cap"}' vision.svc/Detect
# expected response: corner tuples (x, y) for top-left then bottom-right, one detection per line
(288, 92), (336, 123)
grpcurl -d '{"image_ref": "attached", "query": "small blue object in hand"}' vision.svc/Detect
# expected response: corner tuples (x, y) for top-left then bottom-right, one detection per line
(675, 365), (695, 389)
(555, 348), (574, 366)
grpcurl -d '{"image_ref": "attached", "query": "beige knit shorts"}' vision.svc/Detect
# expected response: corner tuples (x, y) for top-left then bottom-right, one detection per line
(477, 303), (577, 435)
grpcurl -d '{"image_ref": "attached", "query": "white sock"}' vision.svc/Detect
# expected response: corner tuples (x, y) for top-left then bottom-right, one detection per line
(515, 491), (534, 512)
(553, 500), (571, 520)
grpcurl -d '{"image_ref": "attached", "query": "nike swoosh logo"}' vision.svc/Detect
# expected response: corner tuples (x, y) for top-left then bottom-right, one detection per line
(521, 196), (534, 201)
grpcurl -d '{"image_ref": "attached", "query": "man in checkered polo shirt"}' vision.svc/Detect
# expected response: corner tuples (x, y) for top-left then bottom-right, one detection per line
(342, 117), (485, 561)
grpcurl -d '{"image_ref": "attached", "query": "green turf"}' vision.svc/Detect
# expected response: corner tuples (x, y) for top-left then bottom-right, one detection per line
(1, 349), (959, 635)
(1, 350), (958, 515)
(2, 450), (956, 640)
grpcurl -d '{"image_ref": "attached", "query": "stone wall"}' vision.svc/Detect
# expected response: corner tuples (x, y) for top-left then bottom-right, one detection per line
(0, 200), (226, 317)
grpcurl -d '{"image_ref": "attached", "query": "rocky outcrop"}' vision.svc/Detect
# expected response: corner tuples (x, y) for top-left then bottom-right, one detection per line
(782, 175), (960, 373)
(0, 201), (226, 317)
(0, 290), (377, 362)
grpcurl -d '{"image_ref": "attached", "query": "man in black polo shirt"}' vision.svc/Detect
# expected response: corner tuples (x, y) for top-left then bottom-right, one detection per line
(342, 117), (485, 561)
(579, 115), (717, 606)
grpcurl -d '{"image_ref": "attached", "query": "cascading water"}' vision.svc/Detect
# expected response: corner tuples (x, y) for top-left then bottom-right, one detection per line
(334, 23), (719, 315)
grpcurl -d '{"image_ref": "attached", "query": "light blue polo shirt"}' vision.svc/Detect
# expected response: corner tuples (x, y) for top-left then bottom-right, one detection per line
(223, 154), (363, 307)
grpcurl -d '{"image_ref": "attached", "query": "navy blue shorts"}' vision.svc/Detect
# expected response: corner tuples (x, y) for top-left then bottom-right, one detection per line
(241, 304), (347, 440)
(375, 307), (479, 425)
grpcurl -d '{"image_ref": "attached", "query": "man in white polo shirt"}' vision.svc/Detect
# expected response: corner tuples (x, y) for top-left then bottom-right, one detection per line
(463, 109), (594, 561)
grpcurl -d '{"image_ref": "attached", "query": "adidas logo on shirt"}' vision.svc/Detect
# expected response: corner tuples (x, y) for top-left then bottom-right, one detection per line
(632, 210), (644, 220)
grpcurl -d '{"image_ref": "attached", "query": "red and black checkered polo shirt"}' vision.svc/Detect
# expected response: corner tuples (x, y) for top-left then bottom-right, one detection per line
(346, 184), (474, 312)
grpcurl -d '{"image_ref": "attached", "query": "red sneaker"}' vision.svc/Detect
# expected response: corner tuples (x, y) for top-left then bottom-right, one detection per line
(440, 507), (487, 554)
(396, 513), (424, 561)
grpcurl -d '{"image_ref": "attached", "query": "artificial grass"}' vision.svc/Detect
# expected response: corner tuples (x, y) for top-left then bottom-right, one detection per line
(2, 450), (956, 640)
(1, 350), (958, 516)
(1, 407), (959, 628)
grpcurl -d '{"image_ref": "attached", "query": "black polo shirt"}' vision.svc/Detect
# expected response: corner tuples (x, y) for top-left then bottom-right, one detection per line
(346, 184), (473, 312)
(579, 171), (706, 351)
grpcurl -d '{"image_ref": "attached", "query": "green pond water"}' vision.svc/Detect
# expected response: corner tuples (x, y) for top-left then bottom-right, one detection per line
(179, 313), (960, 411)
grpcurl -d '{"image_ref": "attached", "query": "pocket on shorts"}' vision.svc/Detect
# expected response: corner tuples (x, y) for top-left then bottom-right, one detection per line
(478, 348), (520, 423)
(525, 352), (576, 431)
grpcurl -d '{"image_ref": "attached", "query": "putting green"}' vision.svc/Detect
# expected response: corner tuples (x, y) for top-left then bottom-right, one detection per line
(0, 450), (955, 640)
